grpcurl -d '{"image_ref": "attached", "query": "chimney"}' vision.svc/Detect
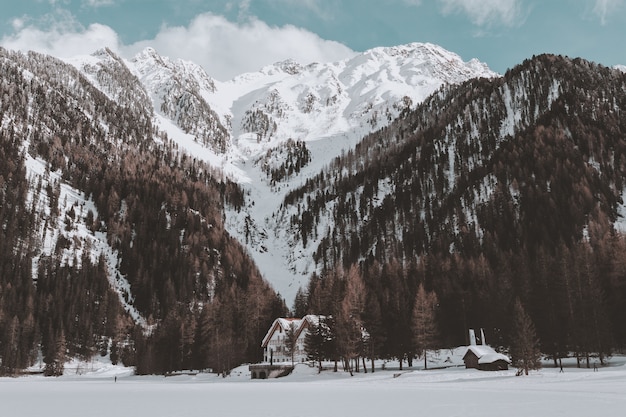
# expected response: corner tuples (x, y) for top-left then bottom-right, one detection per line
(468, 329), (476, 346)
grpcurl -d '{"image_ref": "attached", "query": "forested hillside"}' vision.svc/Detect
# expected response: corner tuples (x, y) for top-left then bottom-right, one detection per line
(0, 48), (285, 376)
(286, 55), (626, 365)
(3, 45), (626, 376)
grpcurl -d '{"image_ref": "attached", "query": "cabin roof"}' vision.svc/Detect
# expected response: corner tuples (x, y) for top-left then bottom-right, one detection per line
(261, 315), (326, 347)
(464, 345), (511, 364)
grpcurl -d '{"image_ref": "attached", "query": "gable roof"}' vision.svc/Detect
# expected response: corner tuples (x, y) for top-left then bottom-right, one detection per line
(295, 315), (326, 339)
(261, 318), (302, 348)
(463, 345), (511, 364)
(261, 315), (326, 347)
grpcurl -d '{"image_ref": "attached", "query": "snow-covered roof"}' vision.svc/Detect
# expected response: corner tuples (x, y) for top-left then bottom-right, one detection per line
(464, 345), (511, 364)
(261, 315), (326, 347)
(261, 318), (301, 347)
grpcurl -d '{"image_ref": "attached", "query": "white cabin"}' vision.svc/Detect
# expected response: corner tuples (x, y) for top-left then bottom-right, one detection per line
(261, 315), (323, 363)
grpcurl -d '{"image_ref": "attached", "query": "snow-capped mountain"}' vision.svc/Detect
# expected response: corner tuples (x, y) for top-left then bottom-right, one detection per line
(218, 42), (496, 160)
(4, 42), (626, 375)
(218, 44), (497, 302)
(63, 42), (496, 303)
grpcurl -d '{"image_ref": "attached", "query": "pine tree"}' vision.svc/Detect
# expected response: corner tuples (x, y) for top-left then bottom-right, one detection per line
(510, 299), (541, 376)
(411, 284), (439, 369)
(44, 329), (66, 377)
(292, 287), (308, 317)
(305, 315), (339, 372)
(304, 316), (326, 373)
(337, 265), (366, 375)
(362, 292), (385, 372)
(284, 322), (299, 365)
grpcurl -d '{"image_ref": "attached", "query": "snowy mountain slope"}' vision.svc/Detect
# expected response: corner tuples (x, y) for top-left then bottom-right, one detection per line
(221, 43), (496, 161)
(23, 152), (148, 328)
(214, 43), (497, 303)
(1, 47), (287, 373)
(64, 43), (497, 304)
(280, 55), (626, 285)
(0, 50), (150, 330)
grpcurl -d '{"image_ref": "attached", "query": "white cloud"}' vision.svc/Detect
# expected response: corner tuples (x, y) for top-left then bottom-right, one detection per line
(438, 0), (525, 27)
(593, 0), (624, 24)
(0, 12), (354, 81)
(123, 14), (354, 80)
(1, 11), (121, 58)
(83, 0), (115, 7)
(11, 17), (26, 32)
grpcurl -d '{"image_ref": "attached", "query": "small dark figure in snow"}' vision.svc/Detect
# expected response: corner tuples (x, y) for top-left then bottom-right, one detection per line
(115, 376), (117, 383)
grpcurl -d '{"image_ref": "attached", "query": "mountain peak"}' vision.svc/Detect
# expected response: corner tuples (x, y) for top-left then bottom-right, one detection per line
(131, 46), (217, 94)
(260, 59), (305, 76)
(132, 46), (169, 68)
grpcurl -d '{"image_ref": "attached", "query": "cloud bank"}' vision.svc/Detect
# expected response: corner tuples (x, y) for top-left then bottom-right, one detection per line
(123, 14), (354, 80)
(0, 11), (354, 81)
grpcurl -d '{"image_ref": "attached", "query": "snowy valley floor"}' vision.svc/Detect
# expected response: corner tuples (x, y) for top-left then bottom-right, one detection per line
(2, 353), (626, 417)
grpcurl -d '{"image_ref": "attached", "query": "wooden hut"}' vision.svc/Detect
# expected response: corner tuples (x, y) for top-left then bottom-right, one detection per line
(463, 345), (510, 371)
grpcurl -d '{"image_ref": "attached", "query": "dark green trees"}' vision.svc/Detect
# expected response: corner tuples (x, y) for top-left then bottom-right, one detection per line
(290, 54), (626, 364)
(284, 322), (299, 366)
(304, 316), (334, 373)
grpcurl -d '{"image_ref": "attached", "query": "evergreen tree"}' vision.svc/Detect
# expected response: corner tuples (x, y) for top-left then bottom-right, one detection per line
(336, 265), (366, 375)
(510, 299), (541, 376)
(284, 322), (299, 365)
(110, 340), (119, 366)
(411, 283), (439, 369)
(362, 292), (385, 372)
(44, 329), (66, 377)
(304, 317), (327, 373)
(292, 287), (308, 317)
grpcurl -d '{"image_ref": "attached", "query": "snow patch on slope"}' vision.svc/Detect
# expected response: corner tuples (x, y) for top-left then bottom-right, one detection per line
(24, 152), (148, 329)
(615, 188), (626, 234)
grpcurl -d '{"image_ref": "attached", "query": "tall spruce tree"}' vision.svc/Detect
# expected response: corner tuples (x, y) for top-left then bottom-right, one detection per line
(304, 317), (330, 373)
(284, 322), (299, 366)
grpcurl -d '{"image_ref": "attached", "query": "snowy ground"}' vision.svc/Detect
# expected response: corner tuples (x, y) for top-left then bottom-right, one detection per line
(3, 351), (626, 417)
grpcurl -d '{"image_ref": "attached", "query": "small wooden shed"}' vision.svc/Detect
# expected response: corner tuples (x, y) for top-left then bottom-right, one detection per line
(463, 345), (510, 371)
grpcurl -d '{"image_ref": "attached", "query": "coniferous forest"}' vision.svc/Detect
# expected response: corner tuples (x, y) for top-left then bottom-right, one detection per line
(0, 48), (286, 376)
(2, 47), (626, 375)
(287, 55), (626, 368)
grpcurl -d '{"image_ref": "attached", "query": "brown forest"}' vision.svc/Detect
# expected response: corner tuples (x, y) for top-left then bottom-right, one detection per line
(289, 55), (626, 368)
(0, 48), (286, 376)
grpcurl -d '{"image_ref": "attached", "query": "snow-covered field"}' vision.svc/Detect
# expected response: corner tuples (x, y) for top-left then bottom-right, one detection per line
(3, 353), (625, 417)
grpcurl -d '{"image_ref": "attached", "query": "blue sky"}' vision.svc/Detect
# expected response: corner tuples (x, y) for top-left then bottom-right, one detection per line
(1, 0), (624, 80)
